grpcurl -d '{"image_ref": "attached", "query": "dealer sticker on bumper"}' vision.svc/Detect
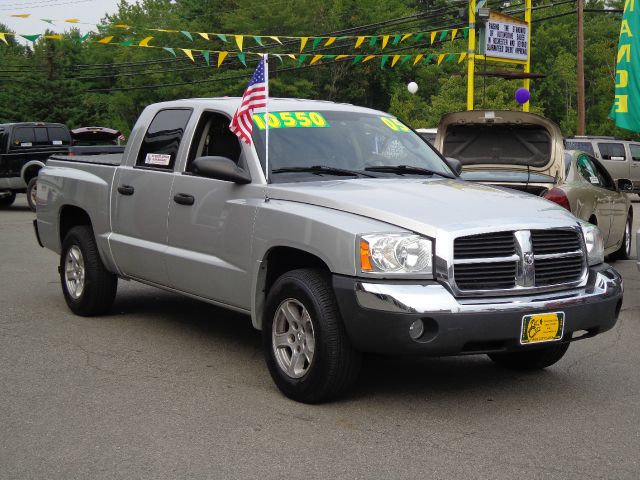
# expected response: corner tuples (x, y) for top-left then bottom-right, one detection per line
(520, 312), (564, 345)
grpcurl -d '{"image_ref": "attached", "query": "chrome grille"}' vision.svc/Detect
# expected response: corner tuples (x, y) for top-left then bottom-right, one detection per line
(452, 228), (586, 294)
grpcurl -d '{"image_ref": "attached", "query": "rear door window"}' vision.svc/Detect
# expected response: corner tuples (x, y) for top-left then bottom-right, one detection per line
(136, 108), (193, 170)
(12, 127), (36, 147)
(577, 155), (602, 186)
(598, 142), (626, 161)
(47, 126), (71, 145)
(630, 144), (640, 161)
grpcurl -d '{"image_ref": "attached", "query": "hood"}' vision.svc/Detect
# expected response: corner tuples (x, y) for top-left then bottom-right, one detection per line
(435, 110), (565, 180)
(266, 177), (578, 238)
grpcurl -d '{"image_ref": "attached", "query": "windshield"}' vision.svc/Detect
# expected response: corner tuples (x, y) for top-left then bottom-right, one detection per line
(251, 110), (451, 182)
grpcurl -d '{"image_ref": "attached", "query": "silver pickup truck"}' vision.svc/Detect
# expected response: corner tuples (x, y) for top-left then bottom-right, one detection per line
(34, 98), (623, 403)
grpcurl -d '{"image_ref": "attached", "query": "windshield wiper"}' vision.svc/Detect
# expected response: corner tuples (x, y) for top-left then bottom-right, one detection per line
(364, 165), (453, 178)
(271, 165), (375, 177)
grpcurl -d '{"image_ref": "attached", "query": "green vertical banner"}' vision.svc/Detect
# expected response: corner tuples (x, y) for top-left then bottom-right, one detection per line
(610, 0), (640, 132)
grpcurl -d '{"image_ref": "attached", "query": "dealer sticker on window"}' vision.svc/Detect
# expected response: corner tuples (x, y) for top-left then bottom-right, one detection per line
(145, 153), (171, 166)
(380, 117), (410, 132)
(253, 111), (330, 130)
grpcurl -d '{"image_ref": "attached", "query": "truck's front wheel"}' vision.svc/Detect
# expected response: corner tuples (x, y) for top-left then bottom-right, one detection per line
(263, 269), (361, 403)
(0, 192), (16, 207)
(488, 342), (570, 370)
(60, 226), (117, 316)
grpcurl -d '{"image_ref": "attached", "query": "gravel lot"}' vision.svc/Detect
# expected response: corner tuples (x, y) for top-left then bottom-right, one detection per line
(1, 196), (639, 479)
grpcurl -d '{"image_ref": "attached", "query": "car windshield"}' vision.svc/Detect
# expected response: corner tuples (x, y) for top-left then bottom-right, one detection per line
(251, 110), (451, 183)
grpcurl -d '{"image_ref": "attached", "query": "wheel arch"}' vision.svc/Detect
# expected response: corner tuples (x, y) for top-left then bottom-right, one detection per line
(20, 160), (46, 184)
(59, 204), (93, 246)
(251, 246), (331, 330)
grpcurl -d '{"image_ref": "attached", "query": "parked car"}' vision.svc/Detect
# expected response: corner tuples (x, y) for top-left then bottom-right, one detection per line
(34, 98), (623, 403)
(565, 136), (640, 197)
(0, 122), (71, 210)
(416, 127), (437, 144)
(435, 110), (633, 259)
(69, 126), (126, 156)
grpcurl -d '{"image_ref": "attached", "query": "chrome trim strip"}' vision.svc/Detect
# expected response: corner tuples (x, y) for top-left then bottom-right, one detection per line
(514, 230), (534, 288)
(354, 267), (622, 315)
(453, 255), (519, 265)
(534, 250), (583, 260)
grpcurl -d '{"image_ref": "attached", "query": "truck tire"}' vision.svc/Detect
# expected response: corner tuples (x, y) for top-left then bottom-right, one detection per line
(0, 192), (16, 207)
(263, 268), (361, 403)
(488, 342), (570, 370)
(26, 178), (38, 212)
(60, 225), (117, 316)
(609, 213), (632, 261)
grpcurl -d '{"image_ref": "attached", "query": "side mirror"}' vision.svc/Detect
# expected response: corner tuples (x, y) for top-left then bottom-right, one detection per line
(445, 157), (463, 176)
(617, 178), (633, 192)
(191, 156), (251, 184)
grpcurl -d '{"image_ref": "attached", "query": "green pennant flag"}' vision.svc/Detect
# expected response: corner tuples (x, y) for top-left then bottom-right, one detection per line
(254, 36), (263, 46)
(414, 32), (424, 42)
(312, 37), (322, 50)
(181, 31), (193, 41)
(120, 40), (134, 46)
(463, 28), (469, 40)
(337, 36), (348, 41)
(425, 54), (435, 64)
(400, 55), (412, 65)
(298, 54), (307, 66)
(610, 1), (640, 131)
(324, 55), (337, 59)
(163, 47), (177, 57)
(353, 55), (364, 65)
(369, 36), (377, 47)
(41, 19), (54, 25)
(439, 30), (448, 42)
(392, 34), (401, 46)
(217, 34), (228, 43)
(380, 55), (389, 69)
(237, 52), (247, 66)
(445, 53), (456, 63)
(202, 50), (210, 66)
(77, 33), (90, 42)
(21, 34), (41, 42)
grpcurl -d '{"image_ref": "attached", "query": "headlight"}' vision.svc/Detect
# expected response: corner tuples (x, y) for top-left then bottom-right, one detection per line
(580, 221), (604, 266)
(359, 233), (433, 276)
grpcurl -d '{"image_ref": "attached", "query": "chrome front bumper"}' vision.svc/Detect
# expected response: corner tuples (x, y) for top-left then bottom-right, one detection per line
(355, 265), (622, 315)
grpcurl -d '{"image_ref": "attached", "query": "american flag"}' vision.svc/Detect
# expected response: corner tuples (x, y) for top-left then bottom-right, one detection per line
(229, 56), (268, 144)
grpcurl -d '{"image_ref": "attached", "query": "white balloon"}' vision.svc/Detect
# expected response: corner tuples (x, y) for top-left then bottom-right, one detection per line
(407, 82), (418, 94)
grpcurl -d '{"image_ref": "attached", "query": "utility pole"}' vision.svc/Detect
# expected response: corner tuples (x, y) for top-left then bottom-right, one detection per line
(577, 0), (585, 135)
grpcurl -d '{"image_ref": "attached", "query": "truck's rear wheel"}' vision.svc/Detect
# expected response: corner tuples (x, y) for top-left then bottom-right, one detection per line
(26, 178), (38, 212)
(263, 269), (361, 403)
(60, 226), (117, 316)
(488, 342), (570, 370)
(0, 192), (16, 207)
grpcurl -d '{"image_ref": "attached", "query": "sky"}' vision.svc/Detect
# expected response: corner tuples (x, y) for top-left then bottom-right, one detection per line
(0, 0), (122, 37)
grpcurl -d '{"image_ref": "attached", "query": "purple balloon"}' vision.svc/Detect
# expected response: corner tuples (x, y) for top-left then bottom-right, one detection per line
(515, 87), (530, 105)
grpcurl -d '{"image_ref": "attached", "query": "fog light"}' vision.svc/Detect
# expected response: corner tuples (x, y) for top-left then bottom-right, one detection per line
(409, 319), (424, 340)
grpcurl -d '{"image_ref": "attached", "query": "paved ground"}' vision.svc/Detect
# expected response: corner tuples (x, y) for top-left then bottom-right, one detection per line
(1, 196), (639, 480)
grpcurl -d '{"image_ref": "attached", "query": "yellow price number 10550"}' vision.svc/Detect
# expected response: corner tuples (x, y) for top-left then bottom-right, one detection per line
(380, 117), (411, 132)
(253, 111), (330, 130)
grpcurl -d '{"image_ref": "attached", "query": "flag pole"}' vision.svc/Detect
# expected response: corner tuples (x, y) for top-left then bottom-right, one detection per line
(264, 54), (270, 183)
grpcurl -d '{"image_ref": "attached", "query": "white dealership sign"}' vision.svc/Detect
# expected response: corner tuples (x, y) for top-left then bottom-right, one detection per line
(483, 12), (529, 62)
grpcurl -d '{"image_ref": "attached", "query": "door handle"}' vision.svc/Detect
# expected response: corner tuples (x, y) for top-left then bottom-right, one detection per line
(173, 193), (195, 206)
(117, 185), (135, 195)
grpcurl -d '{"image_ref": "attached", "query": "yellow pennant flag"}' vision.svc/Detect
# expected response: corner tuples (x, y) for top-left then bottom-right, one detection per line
(218, 51), (228, 67)
(401, 34), (412, 42)
(458, 52), (467, 63)
(139, 36), (153, 47)
(325, 37), (336, 47)
(413, 54), (424, 65)
(235, 35), (243, 51)
(391, 55), (401, 67)
(0, 33), (8, 45)
(182, 49), (195, 62)
(310, 55), (323, 65)
(335, 55), (348, 60)
(97, 36), (114, 44)
(11, 14), (30, 18)
(152, 28), (178, 33)
(286, 54), (297, 60)
(363, 55), (375, 63)
(65, 18), (80, 23)
(300, 37), (309, 52)
(197, 32), (209, 40)
(355, 36), (365, 49)
(44, 35), (64, 39)
(113, 24), (130, 29)
(381, 35), (390, 49)
(437, 54), (445, 65)
(270, 36), (282, 44)
(430, 31), (437, 44)
(451, 29), (458, 40)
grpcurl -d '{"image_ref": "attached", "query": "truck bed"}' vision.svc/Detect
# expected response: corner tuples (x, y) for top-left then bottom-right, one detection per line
(49, 153), (123, 166)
